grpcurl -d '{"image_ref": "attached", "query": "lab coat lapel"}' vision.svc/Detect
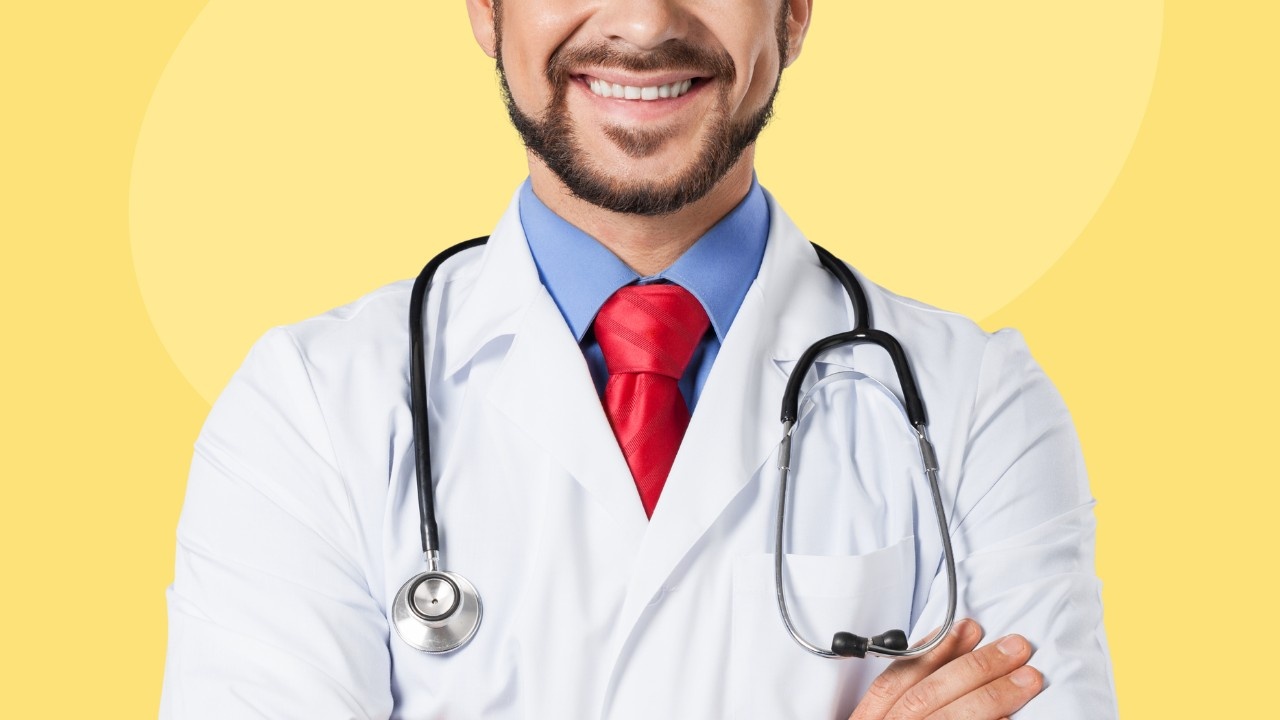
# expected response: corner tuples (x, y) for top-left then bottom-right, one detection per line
(608, 196), (854, 660)
(438, 195), (538, 377)
(443, 194), (649, 539)
(486, 294), (650, 536)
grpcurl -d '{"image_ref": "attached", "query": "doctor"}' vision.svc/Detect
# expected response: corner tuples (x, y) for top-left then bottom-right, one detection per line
(161, 0), (1116, 717)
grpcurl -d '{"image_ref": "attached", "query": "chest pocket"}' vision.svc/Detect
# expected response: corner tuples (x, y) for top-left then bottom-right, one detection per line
(727, 535), (916, 718)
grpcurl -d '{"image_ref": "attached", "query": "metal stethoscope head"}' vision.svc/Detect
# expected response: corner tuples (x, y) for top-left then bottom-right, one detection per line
(393, 551), (483, 653)
(772, 244), (959, 659)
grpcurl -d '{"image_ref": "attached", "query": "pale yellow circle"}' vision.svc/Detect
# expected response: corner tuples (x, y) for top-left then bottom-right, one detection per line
(131, 0), (1163, 403)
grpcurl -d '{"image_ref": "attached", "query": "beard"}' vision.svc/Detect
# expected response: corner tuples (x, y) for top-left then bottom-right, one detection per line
(494, 6), (789, 217)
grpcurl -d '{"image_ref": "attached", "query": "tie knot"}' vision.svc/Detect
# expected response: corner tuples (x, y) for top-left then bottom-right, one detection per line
(594, 284), (710, 380)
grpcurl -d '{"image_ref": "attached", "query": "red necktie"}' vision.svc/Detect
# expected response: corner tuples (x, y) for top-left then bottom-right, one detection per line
(594, 284), (710, 518)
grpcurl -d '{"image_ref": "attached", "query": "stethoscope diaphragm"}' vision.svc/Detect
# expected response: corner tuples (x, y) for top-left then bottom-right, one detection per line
(392, 570), (482, 653)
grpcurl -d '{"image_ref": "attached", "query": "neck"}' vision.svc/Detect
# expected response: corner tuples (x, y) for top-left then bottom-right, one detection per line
(527, 151), (756, 277)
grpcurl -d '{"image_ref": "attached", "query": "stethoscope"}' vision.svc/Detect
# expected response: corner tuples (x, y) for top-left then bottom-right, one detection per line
(393, 237), (958, 660)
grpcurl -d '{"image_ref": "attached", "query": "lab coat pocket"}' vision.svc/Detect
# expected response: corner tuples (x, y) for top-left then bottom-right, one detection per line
(729, 535), (916, 719)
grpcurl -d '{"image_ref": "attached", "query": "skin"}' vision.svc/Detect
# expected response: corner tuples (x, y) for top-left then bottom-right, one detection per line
(852, 621), (1043, 720)
(465, 1), (1046, 716)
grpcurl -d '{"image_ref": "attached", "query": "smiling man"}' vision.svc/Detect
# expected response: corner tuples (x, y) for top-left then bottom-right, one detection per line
(161, 1), (1117, 718)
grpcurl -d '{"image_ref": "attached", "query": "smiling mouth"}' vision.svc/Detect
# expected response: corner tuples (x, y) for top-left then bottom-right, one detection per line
(582, 75), (702, 101)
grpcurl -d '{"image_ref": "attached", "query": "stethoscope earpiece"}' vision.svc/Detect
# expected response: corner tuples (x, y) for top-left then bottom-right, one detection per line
(831, 629), (910, 658)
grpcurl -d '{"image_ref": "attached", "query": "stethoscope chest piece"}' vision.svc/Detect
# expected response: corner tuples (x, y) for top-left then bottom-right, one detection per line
(392, 570), (482, 653)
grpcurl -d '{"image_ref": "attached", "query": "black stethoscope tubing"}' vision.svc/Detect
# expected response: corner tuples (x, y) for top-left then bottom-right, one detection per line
(408, 235), (488, 558)
(791, 244), (926, 426)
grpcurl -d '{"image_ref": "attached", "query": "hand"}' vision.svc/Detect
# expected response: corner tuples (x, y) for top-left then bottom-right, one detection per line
(848, 619), (1044, 720)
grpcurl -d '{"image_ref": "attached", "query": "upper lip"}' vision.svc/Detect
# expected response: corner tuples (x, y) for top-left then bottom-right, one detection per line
(575, 70), (708, 87)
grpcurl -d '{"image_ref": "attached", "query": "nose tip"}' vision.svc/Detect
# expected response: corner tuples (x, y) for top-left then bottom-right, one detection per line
(595, 0), (690, 51)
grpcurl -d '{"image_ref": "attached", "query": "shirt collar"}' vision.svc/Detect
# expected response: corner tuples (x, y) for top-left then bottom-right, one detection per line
(519, 178), (769, 342)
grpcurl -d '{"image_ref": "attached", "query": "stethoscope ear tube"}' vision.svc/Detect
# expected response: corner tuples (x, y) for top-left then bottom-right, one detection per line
(773, 245), (957, 661)
(775, 419), (957, 660)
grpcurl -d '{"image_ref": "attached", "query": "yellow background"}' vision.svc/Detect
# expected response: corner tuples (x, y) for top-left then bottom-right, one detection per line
(2, 1), (1276, 716)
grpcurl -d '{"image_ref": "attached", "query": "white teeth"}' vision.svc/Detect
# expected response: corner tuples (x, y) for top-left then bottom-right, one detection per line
(587, 77), (697, 101)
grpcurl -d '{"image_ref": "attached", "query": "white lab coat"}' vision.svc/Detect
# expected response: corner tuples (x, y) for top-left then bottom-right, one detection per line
(161, 190), (1117, 719)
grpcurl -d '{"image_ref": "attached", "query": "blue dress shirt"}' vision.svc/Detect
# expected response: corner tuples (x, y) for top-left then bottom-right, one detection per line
(519, 179), (769, 412)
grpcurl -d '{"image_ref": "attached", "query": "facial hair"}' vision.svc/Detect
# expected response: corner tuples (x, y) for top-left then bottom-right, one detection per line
(494, 5), (789, 217)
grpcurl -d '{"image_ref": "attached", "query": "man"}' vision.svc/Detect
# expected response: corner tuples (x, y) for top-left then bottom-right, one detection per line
(161, 1), (1116, 717)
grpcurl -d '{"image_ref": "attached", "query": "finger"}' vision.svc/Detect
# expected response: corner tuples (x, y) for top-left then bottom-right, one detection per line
(849, 619), (984, 720)
(887, 635), (1034, 719)
(931, 665), (1044, 720)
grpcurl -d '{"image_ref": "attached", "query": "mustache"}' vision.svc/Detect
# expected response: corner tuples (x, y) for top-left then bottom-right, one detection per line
(545, 41), (736, 86)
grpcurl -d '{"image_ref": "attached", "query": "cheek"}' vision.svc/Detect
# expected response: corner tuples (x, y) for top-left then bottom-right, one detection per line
(704, 5), (783, 110)
(502, 47), (550, 112)
(750, 48), (782, 90)
(728, 42), (781, 116)
(498, 5), (583, 112)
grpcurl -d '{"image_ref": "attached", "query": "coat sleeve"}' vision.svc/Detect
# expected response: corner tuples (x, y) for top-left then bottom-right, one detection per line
(910, 329), (1118, 718)
(160, 328), (394, 720)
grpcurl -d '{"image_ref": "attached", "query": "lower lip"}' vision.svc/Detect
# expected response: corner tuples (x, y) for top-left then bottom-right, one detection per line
(573, 76), (709, 122)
